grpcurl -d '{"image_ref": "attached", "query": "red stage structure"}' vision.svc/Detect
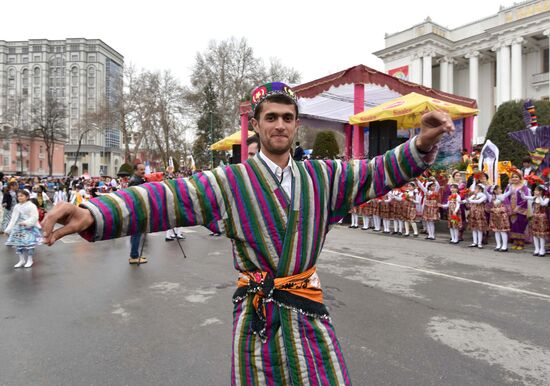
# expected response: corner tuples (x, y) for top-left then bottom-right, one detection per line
(239, 65), (478, 161)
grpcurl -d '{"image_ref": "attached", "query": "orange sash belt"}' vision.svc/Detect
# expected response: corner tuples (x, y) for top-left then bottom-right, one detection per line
(234, 266), (328, 343)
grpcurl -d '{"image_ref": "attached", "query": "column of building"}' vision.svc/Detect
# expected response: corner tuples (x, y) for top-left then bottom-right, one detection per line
(510, 38), (524, 100)
(422, 50), (434, 88)
(410, 53), (423, 84)
(465, 51), (480, 141)
(544, 29), (550, 95)
(438, 56), (455, 93)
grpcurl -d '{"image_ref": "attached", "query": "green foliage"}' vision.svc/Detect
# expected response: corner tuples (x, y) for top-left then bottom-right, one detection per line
(312, 131), (339, 159)
(451, 160), (469, 172)
(193, 81), (224, 169)
(118, 163), (133, 177)
(485, 100), (550, 167)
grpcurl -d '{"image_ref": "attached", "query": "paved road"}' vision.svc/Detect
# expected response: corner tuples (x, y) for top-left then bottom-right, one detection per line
(1, 226), (550, 385)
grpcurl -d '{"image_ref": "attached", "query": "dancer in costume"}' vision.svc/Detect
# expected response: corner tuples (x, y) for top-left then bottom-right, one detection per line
(359, 200), (373, 230)
(419, 179), (440, 240)
(349, 205), (360, 229)
(488, 185), (511, 252)
(521, 185), (550, 256)
(394, 183), (419, 237)
(465, 184), (488, 248)
(504, 170), (530, 250)
(439, 183), (462, 244)
(42, 82), (453, 385)
(5, 190), (42, 268)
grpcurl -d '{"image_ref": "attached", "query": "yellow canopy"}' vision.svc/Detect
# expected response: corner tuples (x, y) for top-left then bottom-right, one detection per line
(210, 130), (255, 151)
(349, 92), (479, 128)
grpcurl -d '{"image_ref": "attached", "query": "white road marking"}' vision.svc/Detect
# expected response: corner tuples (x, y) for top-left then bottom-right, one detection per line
(323, 249), (550, 301)
(200, 318), (222, 327)
(427, 316), (550, 384)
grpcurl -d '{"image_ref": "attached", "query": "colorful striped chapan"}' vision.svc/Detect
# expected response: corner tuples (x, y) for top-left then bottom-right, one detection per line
(80, 138), (435, 385)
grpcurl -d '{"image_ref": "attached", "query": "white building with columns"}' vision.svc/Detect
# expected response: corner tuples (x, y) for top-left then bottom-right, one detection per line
(374, 0), (550, 144)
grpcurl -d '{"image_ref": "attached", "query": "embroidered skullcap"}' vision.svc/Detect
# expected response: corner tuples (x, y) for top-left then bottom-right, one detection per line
(250, 82), (298, 114)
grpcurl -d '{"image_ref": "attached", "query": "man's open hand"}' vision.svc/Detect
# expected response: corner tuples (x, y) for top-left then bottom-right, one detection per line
(41, 202), (94, 246)
(416, 111), (455, 152)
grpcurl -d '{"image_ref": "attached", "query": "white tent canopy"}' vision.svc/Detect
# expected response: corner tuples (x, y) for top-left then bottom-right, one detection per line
(297, 83), (402, 123)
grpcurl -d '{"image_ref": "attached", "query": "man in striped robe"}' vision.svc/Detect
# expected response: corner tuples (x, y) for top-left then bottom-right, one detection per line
(42, 82), (454, 385)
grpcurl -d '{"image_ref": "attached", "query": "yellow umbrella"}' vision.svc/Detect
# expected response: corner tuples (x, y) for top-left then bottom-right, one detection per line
(349, 92), (478, 128)
(210, 130), (255, 151)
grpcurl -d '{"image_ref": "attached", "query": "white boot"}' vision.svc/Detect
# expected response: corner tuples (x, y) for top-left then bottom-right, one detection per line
(533, 237), (541, 256)
(411, 222), (418, 237)
(24, 253), (34, 268)
(540, 238), (546, 256)
(14, 254), (26, 268)
(501, 232), (509, 251)
(494, 232), (502, 251)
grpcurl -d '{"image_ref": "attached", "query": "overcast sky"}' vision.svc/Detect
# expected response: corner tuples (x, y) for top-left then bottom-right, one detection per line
(2, 0), (513, 84)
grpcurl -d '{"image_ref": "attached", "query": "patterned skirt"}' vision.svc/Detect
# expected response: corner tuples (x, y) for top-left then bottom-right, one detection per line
(379, 201), (391, 219)
(446, 202), (462, 229)
(389, 202), (402, 220)
(422, 200), (439, 221)
(468, 203), (488, 231)
(371, 200), (381, 217)
(489, 207), (510, 232)
(402, 201), (417, 222)
(360, 202), (373, 217)
(5, 225), (43, 248)
(531, 213), (550, 238)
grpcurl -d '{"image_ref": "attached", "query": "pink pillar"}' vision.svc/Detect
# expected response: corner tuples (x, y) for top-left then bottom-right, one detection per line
(240, 112), (249, 162)
(344, 123), (353, 160)
(463, 116), (474, 153)
(352, 83), (365, 159)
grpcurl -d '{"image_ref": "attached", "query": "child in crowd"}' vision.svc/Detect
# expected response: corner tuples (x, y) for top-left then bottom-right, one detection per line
(380, 193), (392, 233)
(488, 185), (511, 252)
(349, 205), (360, 229)
(4, 190), (43, 268)
(419, 180), (440, 240)
(466, 184), (488, 248)
(399, 183), (419, 237)
(360, 200), (373, 230)
(371, 197), (382, 232)
(439, 183), (462, 244)
(521, 185), (550, 256)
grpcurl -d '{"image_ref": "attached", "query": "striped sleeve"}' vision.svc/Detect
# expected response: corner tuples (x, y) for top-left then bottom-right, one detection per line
(328, 136), (437, 220)
(79, 170), (227, 241)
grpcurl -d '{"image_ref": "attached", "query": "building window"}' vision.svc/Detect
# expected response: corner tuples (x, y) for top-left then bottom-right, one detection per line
(71, 66), (79, 85)
(8, 47), (16, 54)
(33, 67), (40, 85)
(39, 160), (43, 169)
(32, 45), (42, 52)
(88, 55), (96, 62)
(22, 47), (28, 54)
(71, 54), (79, 61)
(22, 56), (28, 63)
(544, 48), (549, 74)
(8, 56), (15, 64)
(70, 44), (79, 52)
(34, 55), (41, 62)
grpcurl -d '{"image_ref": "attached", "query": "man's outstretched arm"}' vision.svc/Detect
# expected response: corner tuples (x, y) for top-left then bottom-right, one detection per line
(42, 171), (227, 245)
(328, 111), (454, 219)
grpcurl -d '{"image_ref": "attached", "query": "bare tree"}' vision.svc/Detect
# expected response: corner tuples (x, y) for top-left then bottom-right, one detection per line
(31, 96), (67, 176)
(69, 101), (109, 175)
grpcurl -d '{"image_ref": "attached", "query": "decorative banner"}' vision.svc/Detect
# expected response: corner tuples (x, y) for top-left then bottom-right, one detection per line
(388, 65), (409, 80)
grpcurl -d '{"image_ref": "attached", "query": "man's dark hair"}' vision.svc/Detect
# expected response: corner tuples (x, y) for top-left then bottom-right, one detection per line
(253, 94), (298, 121)
(296, 141), (300, 146)
(522, 157), (531, 164)
(246, 134), (260, 149)
(133, 163), (144, 171)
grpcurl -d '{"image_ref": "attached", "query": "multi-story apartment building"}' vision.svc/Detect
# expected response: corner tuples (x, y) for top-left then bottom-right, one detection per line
(0, 38), (124, 176)
(374, 0), (550, 144)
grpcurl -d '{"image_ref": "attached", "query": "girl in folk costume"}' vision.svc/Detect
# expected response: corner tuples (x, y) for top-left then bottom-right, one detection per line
(438, 183), (462, 244)
(380, 193), (392, 233)
(4, 190), (43, 268)
(488, 185), (512, 252)
(393, 183), (420, 237)
(371, 197), (382, 232)
(504, 170), (530, 250)
(389, 188), (404, 235)
(418, 178), (440, 240)
(465, 184), (488, 248)
(359, 200), (373, 230)
(521, 185), (550, 256)
(348, 205), (360, 229)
